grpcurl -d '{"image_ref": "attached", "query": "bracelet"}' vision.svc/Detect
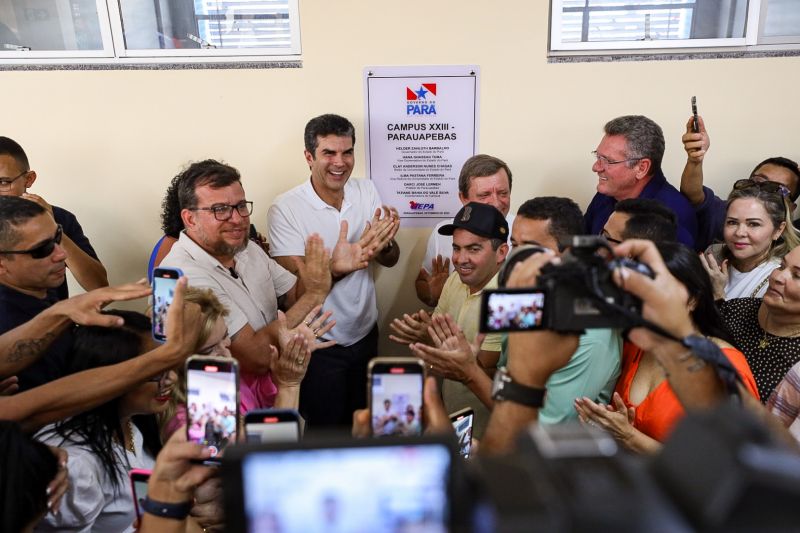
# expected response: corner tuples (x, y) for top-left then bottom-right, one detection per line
(140, 496), (192, 520)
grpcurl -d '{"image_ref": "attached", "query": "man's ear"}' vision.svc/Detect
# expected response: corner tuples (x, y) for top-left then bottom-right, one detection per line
(180, 208), (195, 231)
(497, 242), (510, 264)
(0, 254), (12, 276)
(24, 170), (37, 190)
(634, 158), (653, 180)
(304, 150), (314, 170)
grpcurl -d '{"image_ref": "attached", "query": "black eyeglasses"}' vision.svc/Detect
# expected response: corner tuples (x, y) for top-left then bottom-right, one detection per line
(600, 230), (622, 245)
(0, 170), (30, 190)
(0, 224), (63, 258)
(733, 178), (790, 198)
(190, 201), (253, 221)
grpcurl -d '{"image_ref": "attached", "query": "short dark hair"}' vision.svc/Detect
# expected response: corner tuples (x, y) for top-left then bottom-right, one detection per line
(0, 196), (46, 250)
(304, 114), (355, 155)
(516, 196), (583, 248)
(458, 154), (513, 197)
(614, 198), (678, 243)
(603, 115), (665, 175)
(750, 156), (800, 201)
(175, 159), (241, 211)
(0, 136), (30, 171)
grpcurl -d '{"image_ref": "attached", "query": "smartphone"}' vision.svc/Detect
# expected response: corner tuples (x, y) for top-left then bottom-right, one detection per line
(129, 469), (151, 519)
(691, 95), (699, 133)
(244, 408), (301, 443)
(450, 408), (474, 459)
(185, 356), (239, 459)
(480, 288), (547, 333)
(368, 357), (425, 437)
(151, 267), (183, 342)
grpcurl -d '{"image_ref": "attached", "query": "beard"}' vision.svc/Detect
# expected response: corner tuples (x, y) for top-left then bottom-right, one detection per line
(195, 226), (248, 258)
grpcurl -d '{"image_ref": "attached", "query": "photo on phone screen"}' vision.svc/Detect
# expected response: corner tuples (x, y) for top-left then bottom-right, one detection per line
(129, 469), (151, 519)
(450, 409), (474, 459)
(244, 409), (301, 443)
(481, 289), (546, 333)
(186, 356), (239, 457)
(152, 267), (182, 342)
(369, 358), (424, 437)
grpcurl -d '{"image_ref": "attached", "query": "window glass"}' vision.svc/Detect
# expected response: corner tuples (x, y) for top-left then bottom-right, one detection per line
(762, 0), (800, 38)
(0, 0), (104, 51)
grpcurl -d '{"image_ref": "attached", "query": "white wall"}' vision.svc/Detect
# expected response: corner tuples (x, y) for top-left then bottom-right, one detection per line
(1, 1), (798, 355)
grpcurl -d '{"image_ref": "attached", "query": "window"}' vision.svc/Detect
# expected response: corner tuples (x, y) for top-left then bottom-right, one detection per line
(0, 0), (300, 65)
(550, 0), (800, 55)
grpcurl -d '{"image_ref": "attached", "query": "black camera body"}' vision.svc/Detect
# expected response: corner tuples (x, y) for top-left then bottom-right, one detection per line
(481, 236), (653, 334)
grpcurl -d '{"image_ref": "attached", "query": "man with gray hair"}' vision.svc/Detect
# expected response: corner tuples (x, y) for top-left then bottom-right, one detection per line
(584, 115), (697, 249)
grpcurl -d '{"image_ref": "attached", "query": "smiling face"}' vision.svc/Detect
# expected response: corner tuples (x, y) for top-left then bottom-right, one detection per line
(183, 181), (249, 261)
(723, 198), (784, 270)
(592, 134), (648, 200)
(305, 134), (355, 204)
(0, 213), (67, 296)
(451, 229), (508, 293)
(119, 334), (177, 417)
(460, 170), (511, 217)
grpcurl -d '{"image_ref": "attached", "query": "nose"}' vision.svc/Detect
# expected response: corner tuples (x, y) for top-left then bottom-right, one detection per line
(592, 158), (604, 173)
(164, 370), (177, 387)
(52, 243), (67, 262)
(733, 223), (747, 237)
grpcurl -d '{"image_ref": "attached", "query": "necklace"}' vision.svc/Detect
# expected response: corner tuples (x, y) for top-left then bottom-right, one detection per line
(759, 308), (800, 349)
(126, 419), (136, 455)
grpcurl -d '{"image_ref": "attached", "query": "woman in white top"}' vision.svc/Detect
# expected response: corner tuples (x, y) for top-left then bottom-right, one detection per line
(36, 311), (176, 533)
(702, 179), (800, 300)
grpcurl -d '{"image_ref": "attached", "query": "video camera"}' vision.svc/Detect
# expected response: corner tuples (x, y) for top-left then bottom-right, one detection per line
(480, 236), (653, 334)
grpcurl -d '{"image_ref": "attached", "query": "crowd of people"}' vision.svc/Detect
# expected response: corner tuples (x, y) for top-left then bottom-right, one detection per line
(1, 108), (800, 530)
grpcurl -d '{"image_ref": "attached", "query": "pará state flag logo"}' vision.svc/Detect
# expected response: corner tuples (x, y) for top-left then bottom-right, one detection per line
(406, 83), (437, 115)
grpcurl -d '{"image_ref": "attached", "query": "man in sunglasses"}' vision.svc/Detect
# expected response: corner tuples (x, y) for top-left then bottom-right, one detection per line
(161, 159), (335, 413)
(0, 196), (75, 391)
(679, 113), (800, 250)
(0, 137), (107, 300)
(584, 115), (698, 250)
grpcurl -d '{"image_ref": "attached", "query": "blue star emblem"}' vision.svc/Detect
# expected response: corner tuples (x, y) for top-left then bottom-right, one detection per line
(415, 87), (428, 99)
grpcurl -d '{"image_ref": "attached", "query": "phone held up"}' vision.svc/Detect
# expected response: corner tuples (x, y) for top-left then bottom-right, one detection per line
(151, 267), (183, 342)
(244, 408), (302, 444)
(129, 469), (151, 519)
(368, 357), (425, 438)
(691, 95), (699, 133)
(450, 408), (475, 459)
(185, 355), (239, 463)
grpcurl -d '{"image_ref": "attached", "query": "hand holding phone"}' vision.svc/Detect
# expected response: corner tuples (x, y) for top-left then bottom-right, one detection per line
(369, 357), (425, 437)
(185, 356), (239, 459)
(152, 267), (183, 342)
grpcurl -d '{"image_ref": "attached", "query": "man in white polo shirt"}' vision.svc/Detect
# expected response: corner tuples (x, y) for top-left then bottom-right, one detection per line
(161, 159), (333, 413)
(268, 113), (400, 428)
(415, 154), (514, 307)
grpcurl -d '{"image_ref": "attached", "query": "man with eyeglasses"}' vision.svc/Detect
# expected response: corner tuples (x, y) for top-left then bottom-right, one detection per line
(0, 137), (107, 300)
(268, 114), (400, 429)
(161, 159), (334, 413)
(0, 196), (75, 391)
(584, 115), (697, 250)
(601, 198), (678, 247)
(679, 113), (800, 250)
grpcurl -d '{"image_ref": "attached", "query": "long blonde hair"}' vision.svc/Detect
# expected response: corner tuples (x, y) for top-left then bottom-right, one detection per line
(158, 287), (229, 440)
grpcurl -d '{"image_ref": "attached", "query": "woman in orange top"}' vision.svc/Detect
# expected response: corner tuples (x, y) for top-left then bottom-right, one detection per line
(575, 242), (760, 453)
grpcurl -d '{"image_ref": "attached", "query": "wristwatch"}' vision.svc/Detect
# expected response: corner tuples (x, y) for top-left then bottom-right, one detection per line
(491, 367), (547, 408)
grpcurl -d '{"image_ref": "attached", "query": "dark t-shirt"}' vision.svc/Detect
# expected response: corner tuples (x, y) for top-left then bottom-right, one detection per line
(53, 205), (99, 301)
(0, 285), (73, 392)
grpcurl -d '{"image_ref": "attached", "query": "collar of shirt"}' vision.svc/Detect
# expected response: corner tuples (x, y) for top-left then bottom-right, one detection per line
(301, 178), (354, 213)
(175, 230), (252, 276)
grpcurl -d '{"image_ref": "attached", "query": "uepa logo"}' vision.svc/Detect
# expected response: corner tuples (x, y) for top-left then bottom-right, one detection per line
(409, 201), (435, 210)
(406, 83), (437, 115)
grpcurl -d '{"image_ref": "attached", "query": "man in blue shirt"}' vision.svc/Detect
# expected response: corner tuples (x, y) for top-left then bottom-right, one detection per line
(584, 115), (698, 250)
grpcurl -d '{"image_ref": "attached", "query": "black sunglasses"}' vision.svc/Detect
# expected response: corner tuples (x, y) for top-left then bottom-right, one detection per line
(732, 178), (790, 198)
(0, 224), (63, 259)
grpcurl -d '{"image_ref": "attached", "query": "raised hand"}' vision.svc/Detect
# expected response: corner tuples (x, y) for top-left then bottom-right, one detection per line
(330, 220), (371, 277)
(418, 255), (450, 307)
(389, 310), (433, 345)
(52, 279), (152, 327)
(682, 115), (710, 164)
(294, 233), (332, 297)
(359, 206), (399, 256)
(409, 315), (482, 383)
(699, 249), (728, 301)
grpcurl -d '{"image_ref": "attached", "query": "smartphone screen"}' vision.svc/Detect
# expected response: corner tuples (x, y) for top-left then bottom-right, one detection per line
(245, 409), (300, 443)
(129, 469), (151, 519)
(186, 356), (239, 457)
(152, 267), (182, 342)
(450, 409), (474, 459)
(369, 358), (424, 437)
(480, 289), (546, 333)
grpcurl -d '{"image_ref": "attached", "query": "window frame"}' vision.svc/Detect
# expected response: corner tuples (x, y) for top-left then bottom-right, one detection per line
(549, 0), (800, 56)
(0, 0), (302, 66)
